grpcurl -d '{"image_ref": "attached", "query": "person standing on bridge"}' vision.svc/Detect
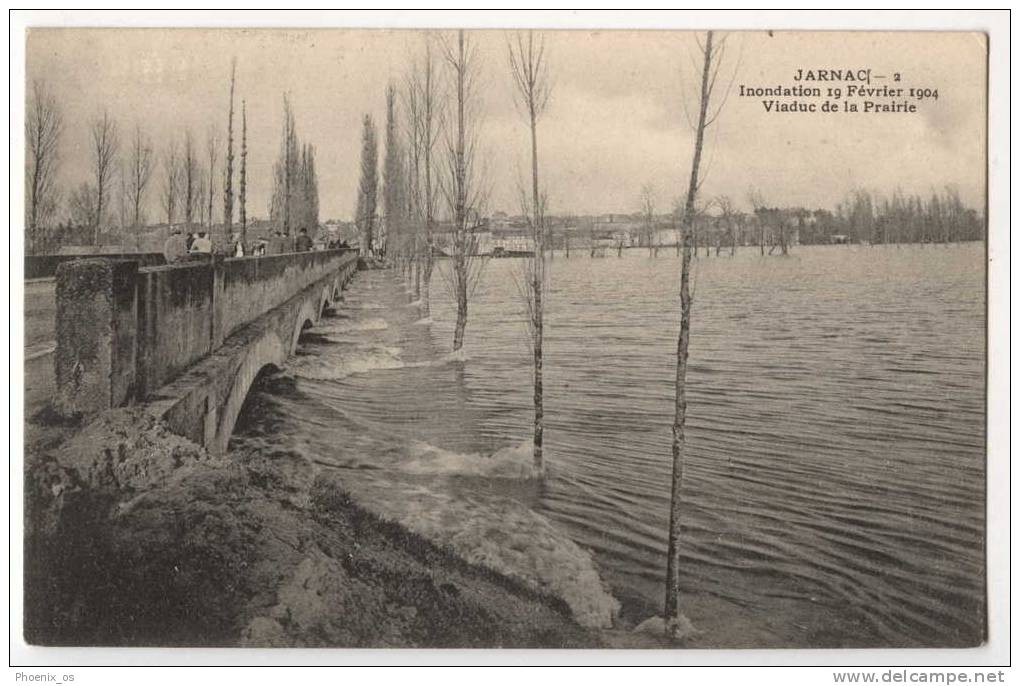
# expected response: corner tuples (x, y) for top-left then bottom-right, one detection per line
(163, 227), (188, 264)
(294, 227), (313, 252)
(229, 232), (245, 257)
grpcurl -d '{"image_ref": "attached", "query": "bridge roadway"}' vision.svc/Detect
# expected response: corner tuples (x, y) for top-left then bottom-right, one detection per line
(51, 249), (359, 452)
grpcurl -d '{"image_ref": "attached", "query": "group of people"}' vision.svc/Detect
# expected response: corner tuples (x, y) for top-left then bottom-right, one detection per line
(162, 227), (318, 264)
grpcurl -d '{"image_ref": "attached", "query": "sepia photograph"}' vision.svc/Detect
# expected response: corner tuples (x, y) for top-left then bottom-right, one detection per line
(13, 12), (1004, 665)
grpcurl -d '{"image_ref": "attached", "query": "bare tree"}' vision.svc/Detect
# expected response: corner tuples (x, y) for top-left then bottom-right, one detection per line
(117, 161), (128, 233)
(270, 94), (299, 234)
(405, 36), (443, 315)
(239, 100), (248, 245)
(355, 114), (379, 255)
(748, 188), (767, 255)
(181, 130), (199, 229)
(126, 125), (153, 228)
(195, 170), (208, 232)
(69, 182), (98, 229)
(440, 29), (488, 352)
(778, 211), (789, 255)
(383, 83), (408, 262)
(161, 138), (181, 226)
(508, 29), (551, 471)
(25, 79), (63, 242)
(640, 183), (657, 256)
(89, 110), (119, 244)
(206, 127), (220, 230)
(665, 30), (734, 641)
(224, 58), (237, 236)
(404, 79), (423, 292)
(671, 198), (684, 256)
(715, 195), (738, 256)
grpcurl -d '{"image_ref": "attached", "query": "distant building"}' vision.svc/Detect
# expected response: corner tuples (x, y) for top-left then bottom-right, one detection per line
(490, 233), (534, 255)
(653, 228), (679, 247)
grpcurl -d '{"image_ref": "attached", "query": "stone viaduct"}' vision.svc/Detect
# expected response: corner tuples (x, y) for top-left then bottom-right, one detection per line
(53, 249), (359, 453)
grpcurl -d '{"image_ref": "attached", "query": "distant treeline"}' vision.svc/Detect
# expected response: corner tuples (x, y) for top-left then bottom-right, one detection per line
(25, 66), (322, 256)
(823, 187), (984, 245)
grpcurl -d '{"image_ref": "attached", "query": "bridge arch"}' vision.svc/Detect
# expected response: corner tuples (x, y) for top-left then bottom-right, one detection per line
(290, 297), (321, 355)
(212, 330), (288, 454)
(322, 275), (343, 313)
(320, 283), (333, 317)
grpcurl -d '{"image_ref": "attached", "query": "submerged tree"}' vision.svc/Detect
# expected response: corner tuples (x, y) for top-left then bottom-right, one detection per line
(405, 36), (443, 315)
(508, 29), (551, 471)
(440, 29), (487, 352)
(747, 188), (767, 255)
(714, 195), (738, 256)
(356, 114), (379, 255)
(383, 83), (408, 262)
(404, 77), (423, 292)
(641, 183), (657, 256)
(665, 29), (734, 641)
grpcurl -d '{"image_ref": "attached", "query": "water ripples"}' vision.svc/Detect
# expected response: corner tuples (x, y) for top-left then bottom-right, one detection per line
(232, 243), (984, 647)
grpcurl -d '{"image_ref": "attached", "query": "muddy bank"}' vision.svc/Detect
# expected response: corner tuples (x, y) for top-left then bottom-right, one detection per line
(24, 409), (599, 647)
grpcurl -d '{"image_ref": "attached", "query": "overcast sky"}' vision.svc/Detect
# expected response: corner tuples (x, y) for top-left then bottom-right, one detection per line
(27, 28), (986, 222)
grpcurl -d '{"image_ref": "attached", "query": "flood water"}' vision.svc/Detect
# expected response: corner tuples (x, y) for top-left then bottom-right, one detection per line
(231, 243), (986, 647)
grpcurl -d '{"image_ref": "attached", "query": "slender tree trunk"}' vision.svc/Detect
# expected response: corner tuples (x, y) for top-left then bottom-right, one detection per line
(666, 29), (714, 640)
(450, 30), (469, 352)
(453, 271), (468, 349)
(94, 179), (104, 245)
(224, 60), (236, 236)
(421, 244), (433, 317)
(414, 257), (422, 299)
(239, 101), (247, 248)
(528, 104), (544, 471)
(413, 233), (422, 299)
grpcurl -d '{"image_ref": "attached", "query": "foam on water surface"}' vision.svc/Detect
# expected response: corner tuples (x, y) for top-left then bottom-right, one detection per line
(288, 344), (405, 380)
(316, 317), (389, 334)
(342, 476), (620, 629)
(400, 440), (541, 479)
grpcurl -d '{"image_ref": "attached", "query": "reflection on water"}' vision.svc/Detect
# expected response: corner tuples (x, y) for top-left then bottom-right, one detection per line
(232, 243), (985, 646)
